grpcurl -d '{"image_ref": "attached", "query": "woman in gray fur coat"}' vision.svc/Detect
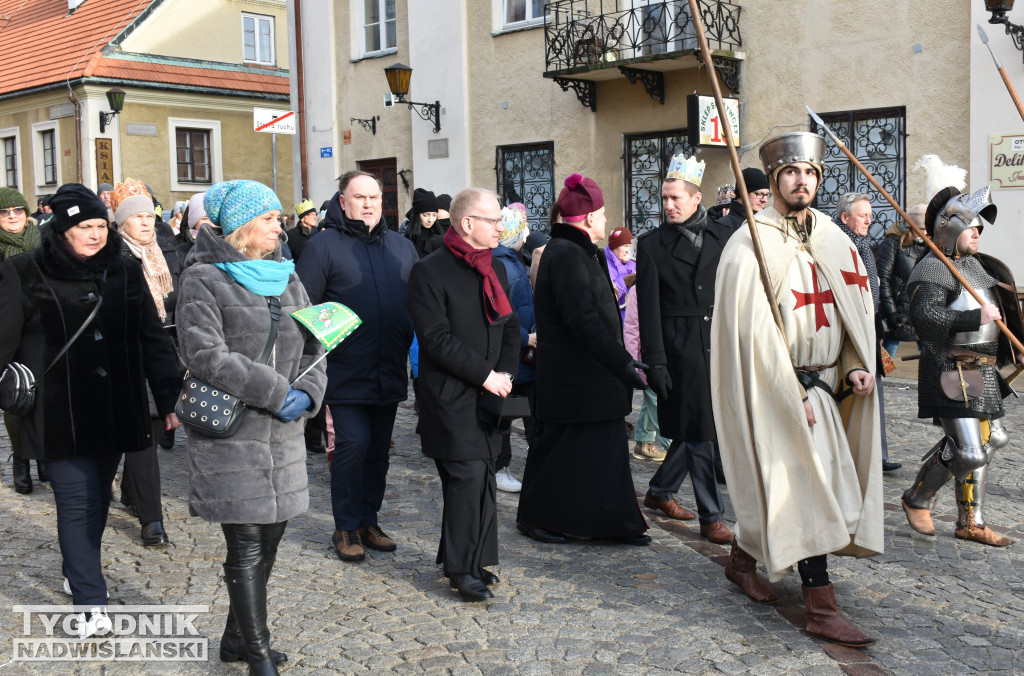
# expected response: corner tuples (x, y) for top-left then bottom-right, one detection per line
(176, 180), (326, 676)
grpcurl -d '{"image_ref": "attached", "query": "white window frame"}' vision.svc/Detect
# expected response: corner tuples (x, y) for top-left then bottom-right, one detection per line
(31, 121), (60, 192)
(242, 12), (276, 66)
(168, 118), (223, 193)
(496, 0), (547, 32)
(361, 0), (397, 57)
(0, 127), (21, 190)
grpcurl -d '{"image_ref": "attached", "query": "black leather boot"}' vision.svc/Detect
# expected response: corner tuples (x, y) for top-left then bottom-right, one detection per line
(223, 563), (278, 676)
(220, 552), (286, 665)
(12, 455), (32, 494)
(36, 460), (48, 483)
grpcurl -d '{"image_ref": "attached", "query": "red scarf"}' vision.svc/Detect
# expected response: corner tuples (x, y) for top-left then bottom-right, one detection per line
(443, 226), (513, 324)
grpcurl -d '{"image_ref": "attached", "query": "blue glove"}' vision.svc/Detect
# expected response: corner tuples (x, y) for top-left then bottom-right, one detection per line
(274, 389), (312, 422)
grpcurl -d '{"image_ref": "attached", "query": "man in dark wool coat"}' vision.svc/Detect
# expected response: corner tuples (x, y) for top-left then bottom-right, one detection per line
(635, 153), (735, 545)
(516, 173), (648, 545)
(407, 187), (520, 602)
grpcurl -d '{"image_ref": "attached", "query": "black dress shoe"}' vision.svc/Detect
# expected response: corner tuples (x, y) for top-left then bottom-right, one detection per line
(517, 522), (568, 544)
(597, 534), (652, 546)
(882, 460), (902, 473)
(12, 458), (32, 494)
(306, 442), (326, 454)
(449, 573), (493, 601)
(141, 521), (170, 547)
(478, 569), (500, 586)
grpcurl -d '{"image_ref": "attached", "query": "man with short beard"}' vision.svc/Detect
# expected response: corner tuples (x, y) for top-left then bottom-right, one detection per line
(711, 132), (882, 648)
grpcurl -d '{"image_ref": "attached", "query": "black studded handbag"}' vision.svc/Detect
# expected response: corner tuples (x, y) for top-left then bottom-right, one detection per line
(175, 297), (281, 438)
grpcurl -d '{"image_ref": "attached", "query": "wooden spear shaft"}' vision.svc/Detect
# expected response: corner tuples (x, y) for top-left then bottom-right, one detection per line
(685, 0), (787, 337)
(807, 106), (1024, 357)
(978, 24), (1024, 124)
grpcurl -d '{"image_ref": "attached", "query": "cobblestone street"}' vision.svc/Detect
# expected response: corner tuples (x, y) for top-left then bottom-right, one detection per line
(1, 378), (1023, 675)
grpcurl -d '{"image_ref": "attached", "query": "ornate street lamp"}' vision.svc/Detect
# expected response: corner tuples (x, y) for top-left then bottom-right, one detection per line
(984, 0), (1024, 61)
(383, 63), (441, 134)
(99, 87), (126, 133)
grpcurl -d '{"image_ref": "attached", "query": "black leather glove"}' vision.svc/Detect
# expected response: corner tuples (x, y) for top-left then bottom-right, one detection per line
(619, 360), (647, 390)
(646, 364), (672, 400)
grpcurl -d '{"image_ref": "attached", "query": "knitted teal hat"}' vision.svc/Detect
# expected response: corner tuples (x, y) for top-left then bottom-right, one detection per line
(203, 180), (282, 235)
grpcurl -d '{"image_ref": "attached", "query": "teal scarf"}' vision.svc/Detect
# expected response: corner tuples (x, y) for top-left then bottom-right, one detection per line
(213, 258), (295, 296)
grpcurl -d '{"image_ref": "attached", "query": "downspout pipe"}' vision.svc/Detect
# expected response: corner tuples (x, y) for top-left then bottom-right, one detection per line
(294, 0), (309, 199)
(68, 87), (83, 183)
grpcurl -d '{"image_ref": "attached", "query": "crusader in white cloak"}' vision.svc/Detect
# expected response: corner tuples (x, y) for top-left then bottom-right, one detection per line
(711, 132), (882, 649)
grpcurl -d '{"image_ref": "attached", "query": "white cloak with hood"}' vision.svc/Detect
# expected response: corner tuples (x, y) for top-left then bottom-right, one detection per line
(711, 205), (883, 581)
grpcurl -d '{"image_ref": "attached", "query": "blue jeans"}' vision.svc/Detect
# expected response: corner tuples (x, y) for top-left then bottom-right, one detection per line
(47, 453), (123, 606)
(634, 388), (670, 448)
(329, 403), (398, 531)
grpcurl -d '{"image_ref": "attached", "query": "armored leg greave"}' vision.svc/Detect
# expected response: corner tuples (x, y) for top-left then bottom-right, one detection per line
(938, 418), (988, 481)
(903, 438), (954, 510)
(956, 418), (1008, 530)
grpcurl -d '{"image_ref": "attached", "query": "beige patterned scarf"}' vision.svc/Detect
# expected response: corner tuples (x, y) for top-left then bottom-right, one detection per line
(120, 231), (173, 321)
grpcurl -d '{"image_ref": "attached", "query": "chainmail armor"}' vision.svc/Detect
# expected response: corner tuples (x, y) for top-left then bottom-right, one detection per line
(909, 253), (1006, 420)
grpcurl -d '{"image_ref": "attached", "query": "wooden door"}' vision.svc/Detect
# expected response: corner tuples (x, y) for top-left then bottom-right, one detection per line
(358, 158), (399, 231)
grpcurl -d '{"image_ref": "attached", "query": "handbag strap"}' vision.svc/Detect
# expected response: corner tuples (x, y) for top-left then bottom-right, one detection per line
(30, 267), (108, 388)
(256, 296), (281, 365)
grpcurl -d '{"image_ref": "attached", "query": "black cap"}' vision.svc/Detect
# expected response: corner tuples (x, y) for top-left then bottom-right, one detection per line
(436, 193), (452, 211)
(49, 183), (109, 233)
(741, 167), (769, 193)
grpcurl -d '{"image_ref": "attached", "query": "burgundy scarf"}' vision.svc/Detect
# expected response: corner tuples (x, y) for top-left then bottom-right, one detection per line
(443, 226), (513, 324)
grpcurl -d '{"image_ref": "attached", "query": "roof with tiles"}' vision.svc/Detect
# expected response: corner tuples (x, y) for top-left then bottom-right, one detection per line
(0, 0), (287, 98)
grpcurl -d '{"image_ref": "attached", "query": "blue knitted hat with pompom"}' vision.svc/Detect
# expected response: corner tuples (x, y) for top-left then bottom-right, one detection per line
(203, 180), (282, 235)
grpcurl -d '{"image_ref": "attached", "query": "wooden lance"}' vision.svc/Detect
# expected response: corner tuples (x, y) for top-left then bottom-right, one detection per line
(806, 106), (1024, 358)
(977, 24), (1024, 125)
(684, 0), (787, 341)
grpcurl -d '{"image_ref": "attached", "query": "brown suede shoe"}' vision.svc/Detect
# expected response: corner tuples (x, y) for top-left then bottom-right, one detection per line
(359, 525), (397, 552)
(700, 521), (733, 545)
(901, 498), (935, 536)
(802, 583), (875, 648)
(332, 529), (365, 562)
(724, 540), (778, 604)
(643, 494), (696, 520)
(954, 523), (1013, 547)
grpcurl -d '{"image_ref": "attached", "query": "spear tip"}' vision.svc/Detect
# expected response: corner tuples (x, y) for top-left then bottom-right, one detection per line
(978, 24), (990, 44)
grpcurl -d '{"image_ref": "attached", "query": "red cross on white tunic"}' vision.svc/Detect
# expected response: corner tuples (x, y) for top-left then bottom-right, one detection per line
(792, 261), (835, 332)
(840, 248), (870, 313)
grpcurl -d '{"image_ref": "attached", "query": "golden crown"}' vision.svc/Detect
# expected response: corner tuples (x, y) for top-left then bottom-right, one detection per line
(665, 153), (705, 186)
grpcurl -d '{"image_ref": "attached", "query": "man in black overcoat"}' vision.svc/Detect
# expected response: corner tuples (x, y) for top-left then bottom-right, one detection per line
(636, 154), (736, 544)
(407, 187), (520, 601)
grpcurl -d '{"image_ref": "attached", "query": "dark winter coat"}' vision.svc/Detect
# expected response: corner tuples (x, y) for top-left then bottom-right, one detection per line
(176, 226), (327, 524)
(285, 224), (317, 262)
(0, 227), (181, 461)
(706, 199), (748, 232)
(636, 216), (735, 440)
(296, 193), (418, 405)
(117, 232), (184, 328)
(408, 246), (520, 461)
(533, 223), (634, 424)
(493, 244), (536, 383)
(876, 230), (926, 342)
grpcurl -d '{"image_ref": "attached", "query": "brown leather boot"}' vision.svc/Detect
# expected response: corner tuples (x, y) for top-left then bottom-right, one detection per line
(724, 540), (778, 604)
(332, 529), (365, 562)
(802, 583), (875, 647)
(643, 494), (695, 520)
(954, 523), (1013, 546)
(901, 498), (935, 536)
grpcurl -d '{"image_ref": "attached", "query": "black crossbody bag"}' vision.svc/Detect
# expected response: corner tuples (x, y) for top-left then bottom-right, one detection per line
(175, 297), (281, 438)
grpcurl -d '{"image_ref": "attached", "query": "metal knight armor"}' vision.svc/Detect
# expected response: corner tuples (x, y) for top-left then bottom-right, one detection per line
(949, 286), (1000, 346)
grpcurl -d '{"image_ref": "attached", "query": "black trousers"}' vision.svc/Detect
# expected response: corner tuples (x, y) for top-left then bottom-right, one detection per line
(497, 380), (538, 471)
(221, 522), (288, 569)
(119, 419), (164, 524)
(304, 405), (328, 450)
(647, 439), (724, 524)
(329, 403), (398, 531)
(47, 452), (123, 606)
(434, 458), (498, 575)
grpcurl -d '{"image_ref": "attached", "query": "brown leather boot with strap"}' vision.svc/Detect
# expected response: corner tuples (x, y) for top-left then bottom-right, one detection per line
(802, 583), (875, 648)
(724, 540), (778, 604)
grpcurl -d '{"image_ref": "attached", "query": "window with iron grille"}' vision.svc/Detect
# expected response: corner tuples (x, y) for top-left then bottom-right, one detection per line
(624, 129), (692, 236)
(364, 0), (397, 54)
(41, 130), (57, 186)
(496, 142), (555, 234)
(243, 13), (275, 65)
(176, 129), (211, 184)
(810, 107), (906, 242)
(3, 137), (16, 188)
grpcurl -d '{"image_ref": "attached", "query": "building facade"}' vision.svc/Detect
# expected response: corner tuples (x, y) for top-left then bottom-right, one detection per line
(290, 1), (985, 264)
(0, 0), (293, 211)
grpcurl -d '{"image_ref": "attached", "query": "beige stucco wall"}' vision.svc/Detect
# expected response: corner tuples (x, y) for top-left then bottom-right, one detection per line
(0, 92), (81, 205)
(121, 0), (289, 69)
(117, 96), (293, 207)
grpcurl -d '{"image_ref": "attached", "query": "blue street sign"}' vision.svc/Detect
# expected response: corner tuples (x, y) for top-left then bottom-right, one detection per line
(320, 147), (333, 158)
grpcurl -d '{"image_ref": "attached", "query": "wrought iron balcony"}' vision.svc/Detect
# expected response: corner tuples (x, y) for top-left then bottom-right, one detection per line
(542, 0), (743, 109)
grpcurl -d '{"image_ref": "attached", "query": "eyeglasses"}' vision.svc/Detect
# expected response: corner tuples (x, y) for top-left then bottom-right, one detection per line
(467, 215), (502, 226)
(750, 191), (771, 201)
(0, 206), (26, 217)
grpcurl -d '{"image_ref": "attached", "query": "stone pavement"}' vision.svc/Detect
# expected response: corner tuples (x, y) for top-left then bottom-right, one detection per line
(1, 379), (1023, 675)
